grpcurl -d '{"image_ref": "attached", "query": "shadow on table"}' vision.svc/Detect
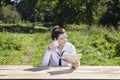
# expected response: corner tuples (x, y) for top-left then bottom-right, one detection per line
(48, 68), (74, 75)
(0, 69), (12, 70)
(24, 66), (49, 72)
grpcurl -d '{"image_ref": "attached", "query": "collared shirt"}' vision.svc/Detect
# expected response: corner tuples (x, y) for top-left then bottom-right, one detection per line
(42, 42), (76, 66)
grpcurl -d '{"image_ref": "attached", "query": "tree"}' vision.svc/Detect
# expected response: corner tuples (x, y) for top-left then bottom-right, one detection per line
(54, 0), (104, 26)
(54, 0), (84, 26)
(16, 0), (57, 23)
(34, 0), (57, 22)
(99, 0), (120, 30)
(16, 0), (37, 22)
(0, 0), (14, 7)
(0, 5), (21, 23)
(15, 0), (120, 29)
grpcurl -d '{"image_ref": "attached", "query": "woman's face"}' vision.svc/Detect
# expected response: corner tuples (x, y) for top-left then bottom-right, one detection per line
(57, 33), (67, 46)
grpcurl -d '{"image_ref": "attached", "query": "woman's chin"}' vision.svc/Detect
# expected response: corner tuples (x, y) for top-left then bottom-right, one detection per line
(61, 43), (66, 46)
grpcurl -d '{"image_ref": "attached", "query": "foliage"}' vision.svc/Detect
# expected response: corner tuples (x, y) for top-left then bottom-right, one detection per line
(0, 24), (120, 66)
(0, 0), (14, 7)
(0, 23), (49, 33)
(1, 0), (120, 29)
(99, 0), (120, 29)
(16, 0), (37, 22)
(66, 24), (120, 65)
(16, 0), (57, 22)
(0, 5), (21, 23)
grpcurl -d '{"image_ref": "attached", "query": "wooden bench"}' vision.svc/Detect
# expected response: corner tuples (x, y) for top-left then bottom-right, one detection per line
(0, 65), (120, 79)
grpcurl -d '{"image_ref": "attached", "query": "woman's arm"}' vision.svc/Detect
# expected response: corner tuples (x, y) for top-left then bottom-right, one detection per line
(70, 44), (80, 69)
(69, 44), (76, 54)
(42, 46), (52, 66)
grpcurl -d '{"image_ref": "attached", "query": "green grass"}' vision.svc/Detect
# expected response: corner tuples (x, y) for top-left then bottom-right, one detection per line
(0, 24), (120, 66)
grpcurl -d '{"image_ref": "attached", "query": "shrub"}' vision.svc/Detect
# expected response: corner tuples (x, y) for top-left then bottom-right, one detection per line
(0, 32), (22, 50)
(0, 5), (21, 23)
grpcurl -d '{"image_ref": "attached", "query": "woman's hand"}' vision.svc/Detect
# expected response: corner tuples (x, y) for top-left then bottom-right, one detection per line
(72, 61), (80, 69)
(48, 42), (54, 51)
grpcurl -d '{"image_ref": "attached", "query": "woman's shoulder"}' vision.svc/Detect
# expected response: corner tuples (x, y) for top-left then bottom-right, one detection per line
(66, 42), (74, 47)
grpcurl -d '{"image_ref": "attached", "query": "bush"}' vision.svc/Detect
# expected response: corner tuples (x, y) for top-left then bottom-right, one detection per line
(0, 24), (120, 66)
(115, 42), (120, 57)
(0, 5), (21, 23)
(0, 32), (22, 50)
(67, 24), (120, 65)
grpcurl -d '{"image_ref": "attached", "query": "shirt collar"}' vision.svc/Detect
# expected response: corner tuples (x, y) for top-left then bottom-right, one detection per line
(55, 42), (67, 53)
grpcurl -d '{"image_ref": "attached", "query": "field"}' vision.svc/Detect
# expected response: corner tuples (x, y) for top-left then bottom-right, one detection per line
(0, 24), (120, 66)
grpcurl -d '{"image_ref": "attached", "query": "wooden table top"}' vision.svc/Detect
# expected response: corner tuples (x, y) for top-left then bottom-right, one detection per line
(0, 65), (120, 79)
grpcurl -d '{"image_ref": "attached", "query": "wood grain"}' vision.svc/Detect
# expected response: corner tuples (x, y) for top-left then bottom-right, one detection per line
(0, 65), (120, 79)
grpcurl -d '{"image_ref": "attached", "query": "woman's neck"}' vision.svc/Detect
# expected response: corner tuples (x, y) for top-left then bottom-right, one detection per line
(57, 45), (64, 53)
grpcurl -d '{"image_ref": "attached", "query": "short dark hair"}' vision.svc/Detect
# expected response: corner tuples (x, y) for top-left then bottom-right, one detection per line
(51, 26), (66, 40)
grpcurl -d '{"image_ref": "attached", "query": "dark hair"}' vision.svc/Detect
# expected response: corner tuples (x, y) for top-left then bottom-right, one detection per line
(51, 25), (66, 40)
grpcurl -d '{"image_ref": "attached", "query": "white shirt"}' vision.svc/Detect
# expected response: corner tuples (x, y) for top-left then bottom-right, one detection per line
(42, 42), (76, 66)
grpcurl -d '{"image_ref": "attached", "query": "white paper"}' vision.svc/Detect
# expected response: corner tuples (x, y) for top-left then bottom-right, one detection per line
(53, 40), (59, 47)
(61, 54), (82, 63)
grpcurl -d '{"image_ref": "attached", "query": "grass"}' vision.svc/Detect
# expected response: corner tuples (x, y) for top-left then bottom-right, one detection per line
(0, 24), (120, 66)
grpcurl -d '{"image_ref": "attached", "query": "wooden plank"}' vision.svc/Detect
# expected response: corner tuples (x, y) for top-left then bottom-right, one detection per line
(0, 65), (120, 79)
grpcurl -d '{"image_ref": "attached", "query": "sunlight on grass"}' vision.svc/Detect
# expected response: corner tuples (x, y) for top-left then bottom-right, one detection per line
(0, 25), (120, 66)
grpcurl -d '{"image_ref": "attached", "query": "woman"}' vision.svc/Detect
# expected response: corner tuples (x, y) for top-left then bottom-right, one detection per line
(42, 26), (79, 69)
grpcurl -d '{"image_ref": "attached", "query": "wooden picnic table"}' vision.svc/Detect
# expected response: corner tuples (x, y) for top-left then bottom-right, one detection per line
(0, 65), (120, 79)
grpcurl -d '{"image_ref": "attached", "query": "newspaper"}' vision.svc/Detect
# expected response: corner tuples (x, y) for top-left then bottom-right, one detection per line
(61, 54), (82, 63)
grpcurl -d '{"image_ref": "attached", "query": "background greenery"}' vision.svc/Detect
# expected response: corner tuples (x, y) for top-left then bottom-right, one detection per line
(0, 0), (120, 29)
(0, 24), (120, 66)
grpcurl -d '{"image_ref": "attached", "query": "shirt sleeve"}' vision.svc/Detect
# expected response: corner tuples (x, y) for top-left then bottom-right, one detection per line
(42, 46), (52, 66)
(70, 44), (81, 65)
(69, 44), (76, 54)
